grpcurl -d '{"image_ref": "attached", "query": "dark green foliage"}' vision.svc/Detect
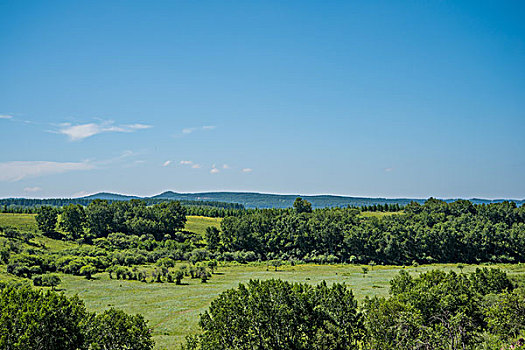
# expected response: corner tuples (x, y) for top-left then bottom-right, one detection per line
(364, 268), (520, 349)
(88, 199), (187, 240)
(85, 308), (154, 350)
(79, 264), (97, 279)
(293, 197), (313, 214)
(191, 279), (362, 349)
(217, 200), (525, 264)
(0, 286), (86, 350)
(205, 226), (221, 252)
(60, 204), (86, 239)
(33, 273), (61, 288)
(0, 197), (244, 217)
(0, 285), (155, 350)
(483, 290), (525, 339)
(35, 206), (58, 235)
(175, 269), (184, 285)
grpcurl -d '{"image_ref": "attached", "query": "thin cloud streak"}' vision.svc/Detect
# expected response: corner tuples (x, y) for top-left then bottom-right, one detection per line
(0, 161), (95, 182)
(178, 125), (217, 136)
(24, 186), (42, 193)
(57, 121), (152, 141)
(0, 114), (13, 119)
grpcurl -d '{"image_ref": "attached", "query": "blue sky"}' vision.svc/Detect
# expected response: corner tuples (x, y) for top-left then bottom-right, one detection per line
(1, 0), (524, 199)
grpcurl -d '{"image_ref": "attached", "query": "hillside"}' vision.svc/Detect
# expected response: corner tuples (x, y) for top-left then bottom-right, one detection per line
(2, 191), (523, 210)
(150, 191), (525, 208)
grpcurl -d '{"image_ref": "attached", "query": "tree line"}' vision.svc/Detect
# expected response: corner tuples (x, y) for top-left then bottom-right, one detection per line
(36, 199), (187, 241)
(211, 198), (525, 265)
(0, 197), (244, 216)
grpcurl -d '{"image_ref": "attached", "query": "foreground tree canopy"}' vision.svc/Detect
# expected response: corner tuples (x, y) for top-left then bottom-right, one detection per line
(184, 279), (363, 350)
(184, 268), (525, 350)
(0, 285), (154, 350)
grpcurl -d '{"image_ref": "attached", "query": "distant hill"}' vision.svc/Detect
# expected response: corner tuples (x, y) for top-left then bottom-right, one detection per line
(150, 191), (525, 209)
(81, 192), (140, 200)
(1, 191), (523, 210)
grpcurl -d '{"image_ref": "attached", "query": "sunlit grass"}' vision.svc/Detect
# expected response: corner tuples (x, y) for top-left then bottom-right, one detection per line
(184, 216), (221, 236)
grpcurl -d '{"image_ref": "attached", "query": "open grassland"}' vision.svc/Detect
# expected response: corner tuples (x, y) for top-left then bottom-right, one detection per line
(8, 263), (519, 350)
(0, 213), (38, 232)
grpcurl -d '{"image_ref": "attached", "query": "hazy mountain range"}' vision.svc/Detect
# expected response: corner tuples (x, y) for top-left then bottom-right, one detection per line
(79, 191), (525, 209)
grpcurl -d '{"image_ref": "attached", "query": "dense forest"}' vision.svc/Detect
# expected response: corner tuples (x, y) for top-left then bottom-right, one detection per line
(215, 198), (525, 265)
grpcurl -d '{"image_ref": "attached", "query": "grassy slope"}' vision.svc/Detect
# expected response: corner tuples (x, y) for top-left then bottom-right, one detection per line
(184, 216), (221, 236)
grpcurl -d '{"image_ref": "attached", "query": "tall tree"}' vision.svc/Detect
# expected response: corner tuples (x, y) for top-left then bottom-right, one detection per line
(293, 197), (313, 214)
(60, 204), (86, 240)
(35, 206), (58, 236)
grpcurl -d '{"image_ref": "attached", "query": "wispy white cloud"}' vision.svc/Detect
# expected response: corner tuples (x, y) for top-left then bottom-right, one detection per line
(384, 167), (394, 172)
(179, 125), (217, 136)
(242, 168), (253, 173)
(210, 167), (220, 174)
(0, 114), (13, 119)
(222, 164), (230, 169)
(180, 160), (201, 169)
(56, 120), (152, 141)
(0, 161), (95, 182)
(72, 191), (91, 198)
(182, 128), (196, 134)
(163, 160), (172, 167)
(24, 186), (42, 193)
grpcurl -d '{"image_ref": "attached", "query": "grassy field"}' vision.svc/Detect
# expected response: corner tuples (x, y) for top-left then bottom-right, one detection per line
(184, 216), (221, 236)
(48, 263), (525, 349)
(0, 213), (38, 232)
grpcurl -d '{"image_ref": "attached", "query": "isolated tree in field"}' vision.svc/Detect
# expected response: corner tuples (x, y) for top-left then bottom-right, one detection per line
(80, 264), (97, 279)
(293, 197), (313, 214)
(270, 259), (282, 271)
(207, 259), (218, 273)
(205, 226), (221, 251)
(35, 206), (58, 235)
(42, 274), (61, 289)
(175, 270), (184, 285)
(60, 204), (86, 240)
